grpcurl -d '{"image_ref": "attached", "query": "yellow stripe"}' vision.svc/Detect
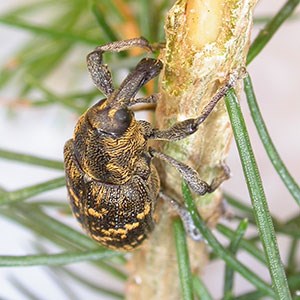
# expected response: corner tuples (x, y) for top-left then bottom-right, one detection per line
(68, 187), (81, 206)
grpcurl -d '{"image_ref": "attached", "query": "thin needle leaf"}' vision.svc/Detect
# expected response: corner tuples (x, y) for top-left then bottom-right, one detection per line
(91, 2), (119, 42)
(0, 249), (121, 267)
(0, 148), (64, 170)
(247, 0), (300, 64)
(139, 0), (152, 39)
(2, 204), (127, 280)
(193, 276), (213, 300)
(287, 239), (298, 274)
(8, 276), (42, 300)
(217, 224), (266, 265)
(16, 204), (97, 249)
(225, 89), (291, 300)
(0, 15), (99, 45)
(244, 74), (300, 206)
(59, 268), (124, 299)
(173, 218), (194, 300)
(182, 182), (275, 298)
(0, 177), (66, 205)
(223, 219), (248, 300)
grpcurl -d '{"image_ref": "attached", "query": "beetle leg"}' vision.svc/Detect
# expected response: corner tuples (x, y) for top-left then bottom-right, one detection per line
(129, 93), (159, 107)
(129, 94), (159, 112)
(87, 51), (114, 97)
(94, 37), (153, 53)
(159, 191), (203, 241)
(87, 37), (154, 97)
(148, 71), (239, 141)
(149, 148), (230, 195)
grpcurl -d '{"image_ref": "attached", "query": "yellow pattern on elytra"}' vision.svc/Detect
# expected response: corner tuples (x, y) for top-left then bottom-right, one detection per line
(124, 222), (140, 230)
(101, 228), (126, 236)
(100, 222), (140, 237)
(130, 241), (138, 246)
(137, 203), (150, 220)
(72, 113), (87, 140)
(137, 234), (144, 241)
(68, 187), (80, 206)
(123, 245), (133, 251)
(91, 235), (113, 242)
(88, 207), (108, 218)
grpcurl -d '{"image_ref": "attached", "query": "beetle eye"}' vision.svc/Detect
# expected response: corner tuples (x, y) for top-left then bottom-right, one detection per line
(114, 108), (131, 123)
(110, 107), (132, 136)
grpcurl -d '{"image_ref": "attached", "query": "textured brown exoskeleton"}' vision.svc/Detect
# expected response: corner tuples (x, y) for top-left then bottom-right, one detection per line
(64, 37), (237, 251)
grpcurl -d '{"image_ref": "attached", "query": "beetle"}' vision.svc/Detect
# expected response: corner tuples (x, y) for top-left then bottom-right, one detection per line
(64, 37), (237, 251)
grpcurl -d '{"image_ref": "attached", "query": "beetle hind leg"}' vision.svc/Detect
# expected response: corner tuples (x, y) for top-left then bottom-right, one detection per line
(150, 148), (230, 195)
(159, 191), (203, 241)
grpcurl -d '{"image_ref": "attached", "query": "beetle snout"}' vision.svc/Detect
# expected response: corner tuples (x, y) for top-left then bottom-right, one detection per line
(136, 58), (163, 81)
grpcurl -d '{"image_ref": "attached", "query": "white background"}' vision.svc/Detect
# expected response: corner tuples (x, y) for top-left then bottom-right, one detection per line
(0, 0), (299, 299)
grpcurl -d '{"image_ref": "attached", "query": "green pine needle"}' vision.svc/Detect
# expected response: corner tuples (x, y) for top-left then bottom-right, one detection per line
(225, 89), (292, 300)
(173, 218), (194, 300)
(0, 249), (121, 267)
(244, 74), (300, 206)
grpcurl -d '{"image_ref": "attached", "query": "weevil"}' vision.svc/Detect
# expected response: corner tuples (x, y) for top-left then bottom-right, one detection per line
(64, 37), (237, 251)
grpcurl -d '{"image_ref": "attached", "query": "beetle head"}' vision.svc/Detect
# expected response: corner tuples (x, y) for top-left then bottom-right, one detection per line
(84, 58), (162, 138)
(86, 99), (133, 137)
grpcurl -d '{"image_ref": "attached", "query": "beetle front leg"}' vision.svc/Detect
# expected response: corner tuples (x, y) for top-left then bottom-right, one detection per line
(87, 51), (114, 97)
(129, 93), (159, 107)
(148, 71), (240, 141)
(94, 37), (153, 53)
(87, 38), (154, 97)
(128, 94), (159, 112)
(149, 148), (230, 195)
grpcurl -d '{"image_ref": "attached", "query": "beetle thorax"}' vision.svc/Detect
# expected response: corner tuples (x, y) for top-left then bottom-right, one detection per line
(73, 105), (147, 185)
